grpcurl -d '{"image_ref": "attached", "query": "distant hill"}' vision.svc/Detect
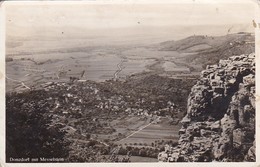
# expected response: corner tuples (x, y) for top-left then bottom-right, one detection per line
(159, 32), (255, 69)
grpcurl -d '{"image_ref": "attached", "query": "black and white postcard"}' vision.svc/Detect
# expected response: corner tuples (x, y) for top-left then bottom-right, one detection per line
(0, 0), (259, 166)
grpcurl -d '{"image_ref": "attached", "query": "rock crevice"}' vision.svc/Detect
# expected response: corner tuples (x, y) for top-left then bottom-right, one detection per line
(158, 53), (255, 162)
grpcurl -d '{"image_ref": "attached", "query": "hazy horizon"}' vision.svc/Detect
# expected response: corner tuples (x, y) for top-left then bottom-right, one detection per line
(5, 1), (256, 46)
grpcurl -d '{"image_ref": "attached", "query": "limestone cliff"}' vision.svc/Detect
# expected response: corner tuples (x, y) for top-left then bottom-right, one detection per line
(158, 53), (255, 162)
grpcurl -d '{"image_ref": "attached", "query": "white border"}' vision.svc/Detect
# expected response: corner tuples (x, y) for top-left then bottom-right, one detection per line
(0, 1), (259, 167)
(0, 1), (6, 166)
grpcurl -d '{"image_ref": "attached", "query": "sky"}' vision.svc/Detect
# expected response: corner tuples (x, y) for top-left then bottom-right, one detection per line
(4, 0), (257, 43)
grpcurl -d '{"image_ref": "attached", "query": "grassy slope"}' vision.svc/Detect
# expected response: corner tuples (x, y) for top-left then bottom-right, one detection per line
(159, 32), (255, 69)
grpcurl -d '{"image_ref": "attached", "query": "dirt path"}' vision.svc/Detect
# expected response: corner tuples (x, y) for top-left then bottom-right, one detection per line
(6, 76), (31, 90)
(113, 57), (127, 80)
(118, 116), (160, 142)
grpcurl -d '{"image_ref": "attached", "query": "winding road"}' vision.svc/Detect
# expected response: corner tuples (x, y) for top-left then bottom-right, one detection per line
(113, 58), (127, 80)
(6, 76), (31, 90)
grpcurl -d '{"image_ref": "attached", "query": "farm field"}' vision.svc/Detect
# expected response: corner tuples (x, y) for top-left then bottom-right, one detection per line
(116, 117), (181, 146)
(6, 32), (254, 162)
(127, 156), (158, 162)
(6, 36), (199, 92)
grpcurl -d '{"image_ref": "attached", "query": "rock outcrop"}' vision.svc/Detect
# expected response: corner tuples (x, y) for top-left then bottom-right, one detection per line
(158, 53), (255, 162)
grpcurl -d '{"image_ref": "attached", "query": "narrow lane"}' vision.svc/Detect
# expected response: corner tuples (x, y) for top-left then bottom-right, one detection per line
(118, 116), (160, 142)
(113, 56), (127, 80)
(6, 76), (31, 90)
